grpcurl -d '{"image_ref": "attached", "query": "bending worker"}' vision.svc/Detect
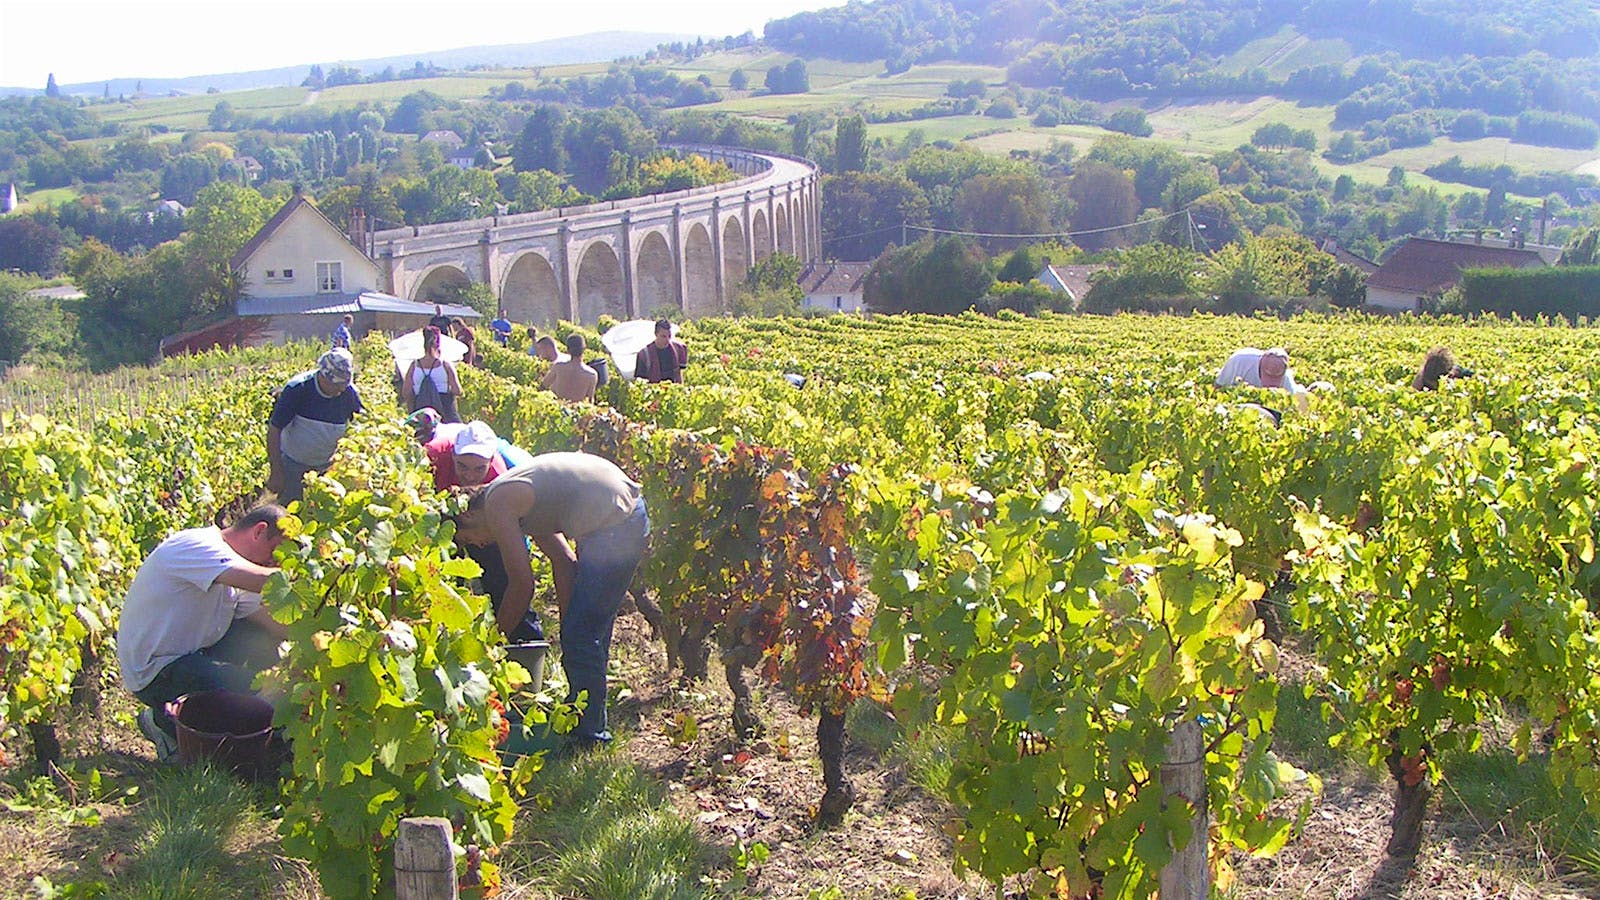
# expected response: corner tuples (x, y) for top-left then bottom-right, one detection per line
(453, 453), (648, 747)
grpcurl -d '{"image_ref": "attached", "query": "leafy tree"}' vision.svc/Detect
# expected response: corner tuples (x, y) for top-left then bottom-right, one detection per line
(836, 115), (868, 173)
(821, 171), (930, 261)
(764, 59), (810, 94)
(1187, 189), (1252, 248)
(389, 91), (448, 135)
(784, 59), (810, 93)
(497, 169), (586, 213)
(303, 64), (325, 90)
(1251, 122), (1297, 149)
(1104, 108), (1152, 137)
(729, 68), (748, 90)
(863, 235), (993, 314)
(185, 181), (275, 310)
(1066, 161), (1138, 252)
(73, 240), (201, 369)
(0, 272), (77, 364)
(563, 107), (654, 195)
(984, 96), (1018, 119)
(45, 74), (60, 99)
(513, 104), (568, 174)
(0, 215), (65, 274)
(160, 153), (220, 204)
(976, 279), (1067, 315)
(1080, 242), (1200, 313)
(792, 115), (813, 157)
(731, 252), (805, 316)
(1202, 233), (1327, 311)
(996, 245), (1044, 283)
(954, 172), (1054, 245)
(1559, 227), (1600, 265)
(208, 101), (236, 131)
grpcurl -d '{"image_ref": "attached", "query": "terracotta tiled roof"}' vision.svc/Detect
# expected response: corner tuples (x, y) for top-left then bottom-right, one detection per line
(799, 261), (872, 295)
(1368, 238), (1547, 294)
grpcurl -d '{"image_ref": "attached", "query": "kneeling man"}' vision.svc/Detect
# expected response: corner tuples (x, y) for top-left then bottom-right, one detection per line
(117, 505), (288, 761)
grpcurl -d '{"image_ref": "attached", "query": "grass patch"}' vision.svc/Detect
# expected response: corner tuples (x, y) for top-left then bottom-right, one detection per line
(502, 749), (712, 900)
(1270, 681), (1349, 775)
(110, 765), (270, 899)
(1440, 748), (1600, 877)
(845, 699), (956, 798)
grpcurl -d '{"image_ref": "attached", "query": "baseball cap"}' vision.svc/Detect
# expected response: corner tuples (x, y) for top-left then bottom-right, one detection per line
(453, 420), (499, 459)
(318, 348), (355, 383)
(1258, 348), (1289, 387)
(405, 407), (441, 439)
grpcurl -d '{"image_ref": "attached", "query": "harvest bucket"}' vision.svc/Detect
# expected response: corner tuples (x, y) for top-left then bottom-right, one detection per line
(170, 690), (275, 777)
(504, 641), (549, 695)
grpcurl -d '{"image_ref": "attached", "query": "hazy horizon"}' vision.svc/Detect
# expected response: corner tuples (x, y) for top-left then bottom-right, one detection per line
(0, 0), (843, 88)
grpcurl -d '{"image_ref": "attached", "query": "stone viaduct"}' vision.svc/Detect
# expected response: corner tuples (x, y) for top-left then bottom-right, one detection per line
(370, 145), (821, 325)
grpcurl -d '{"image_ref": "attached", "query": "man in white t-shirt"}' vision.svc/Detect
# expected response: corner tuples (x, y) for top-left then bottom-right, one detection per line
(117, 505), (288, 761)
(1215, 347), (1305, 394)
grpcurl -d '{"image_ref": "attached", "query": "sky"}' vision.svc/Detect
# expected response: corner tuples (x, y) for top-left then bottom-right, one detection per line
(0, 0), (841, 88)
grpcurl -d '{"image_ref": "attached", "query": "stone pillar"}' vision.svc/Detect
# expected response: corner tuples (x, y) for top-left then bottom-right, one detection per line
(619, 211), (636, 318)
(710, 197), (725, 311)
(478, 228), (494, 298)
(557, 221), (574, 322)
(811, 176), (823, 261)
(671, 203), (686, 314)
(766, 186), (779, 259)
(742, 190), (755, 270)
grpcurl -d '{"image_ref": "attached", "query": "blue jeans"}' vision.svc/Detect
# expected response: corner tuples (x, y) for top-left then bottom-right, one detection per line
(563, 497), (649, 743)
(132, 618), (280, 738)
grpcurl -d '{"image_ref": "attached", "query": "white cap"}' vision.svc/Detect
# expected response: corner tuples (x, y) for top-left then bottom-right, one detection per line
(453, 420), (498, 459)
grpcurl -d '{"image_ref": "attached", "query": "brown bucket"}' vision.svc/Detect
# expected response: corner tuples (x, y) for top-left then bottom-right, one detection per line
(170, 690), (276, 777)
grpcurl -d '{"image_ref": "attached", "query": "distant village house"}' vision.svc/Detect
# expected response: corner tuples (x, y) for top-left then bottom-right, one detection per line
(798, 261), (871, 313)
(1365, 237), (1548, 311)
(160, 194), (477, 356)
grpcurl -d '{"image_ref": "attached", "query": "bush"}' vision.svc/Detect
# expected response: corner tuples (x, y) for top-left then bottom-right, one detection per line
(1458, 266), (1600, 320)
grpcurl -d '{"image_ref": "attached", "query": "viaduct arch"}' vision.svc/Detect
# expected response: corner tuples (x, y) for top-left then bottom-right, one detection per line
(372, 146), (822, 326)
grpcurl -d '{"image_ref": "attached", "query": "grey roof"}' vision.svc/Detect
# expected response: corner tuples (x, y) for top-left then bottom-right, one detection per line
(237, 291), (480, 319)
(25, 284), (86, 301)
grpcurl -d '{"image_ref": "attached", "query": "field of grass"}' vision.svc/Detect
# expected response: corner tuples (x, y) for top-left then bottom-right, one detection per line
(1144, 96), (1336, 153)
(14, 186), (81, 211)
(1218, 25), (1357, 77)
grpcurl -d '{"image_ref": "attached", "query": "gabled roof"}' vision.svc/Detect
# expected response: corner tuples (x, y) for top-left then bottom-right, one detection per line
(237, 290), (480, 318)
(420, 130), (465, 147)
(1317, 238), (1378, 275)
(229, 194), (364, 272)
(798, 261), (871, 295)
(1038, 264), (1107, 300)
(1368, 238), (1547, 295)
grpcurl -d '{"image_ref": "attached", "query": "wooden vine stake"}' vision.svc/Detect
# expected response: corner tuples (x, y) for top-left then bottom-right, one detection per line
(395, 817), (458, 900)
(1158, 719), (1208, 900)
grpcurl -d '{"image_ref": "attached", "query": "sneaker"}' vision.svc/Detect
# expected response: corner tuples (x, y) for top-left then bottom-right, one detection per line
(137, 709), (179, 764)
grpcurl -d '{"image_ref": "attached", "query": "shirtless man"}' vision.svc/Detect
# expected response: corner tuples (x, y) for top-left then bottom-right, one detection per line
(542, 333), (598, 403)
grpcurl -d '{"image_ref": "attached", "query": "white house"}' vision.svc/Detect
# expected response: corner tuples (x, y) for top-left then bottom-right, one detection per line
(162, 195), (477, 356)
(798, 261), (871, 313)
